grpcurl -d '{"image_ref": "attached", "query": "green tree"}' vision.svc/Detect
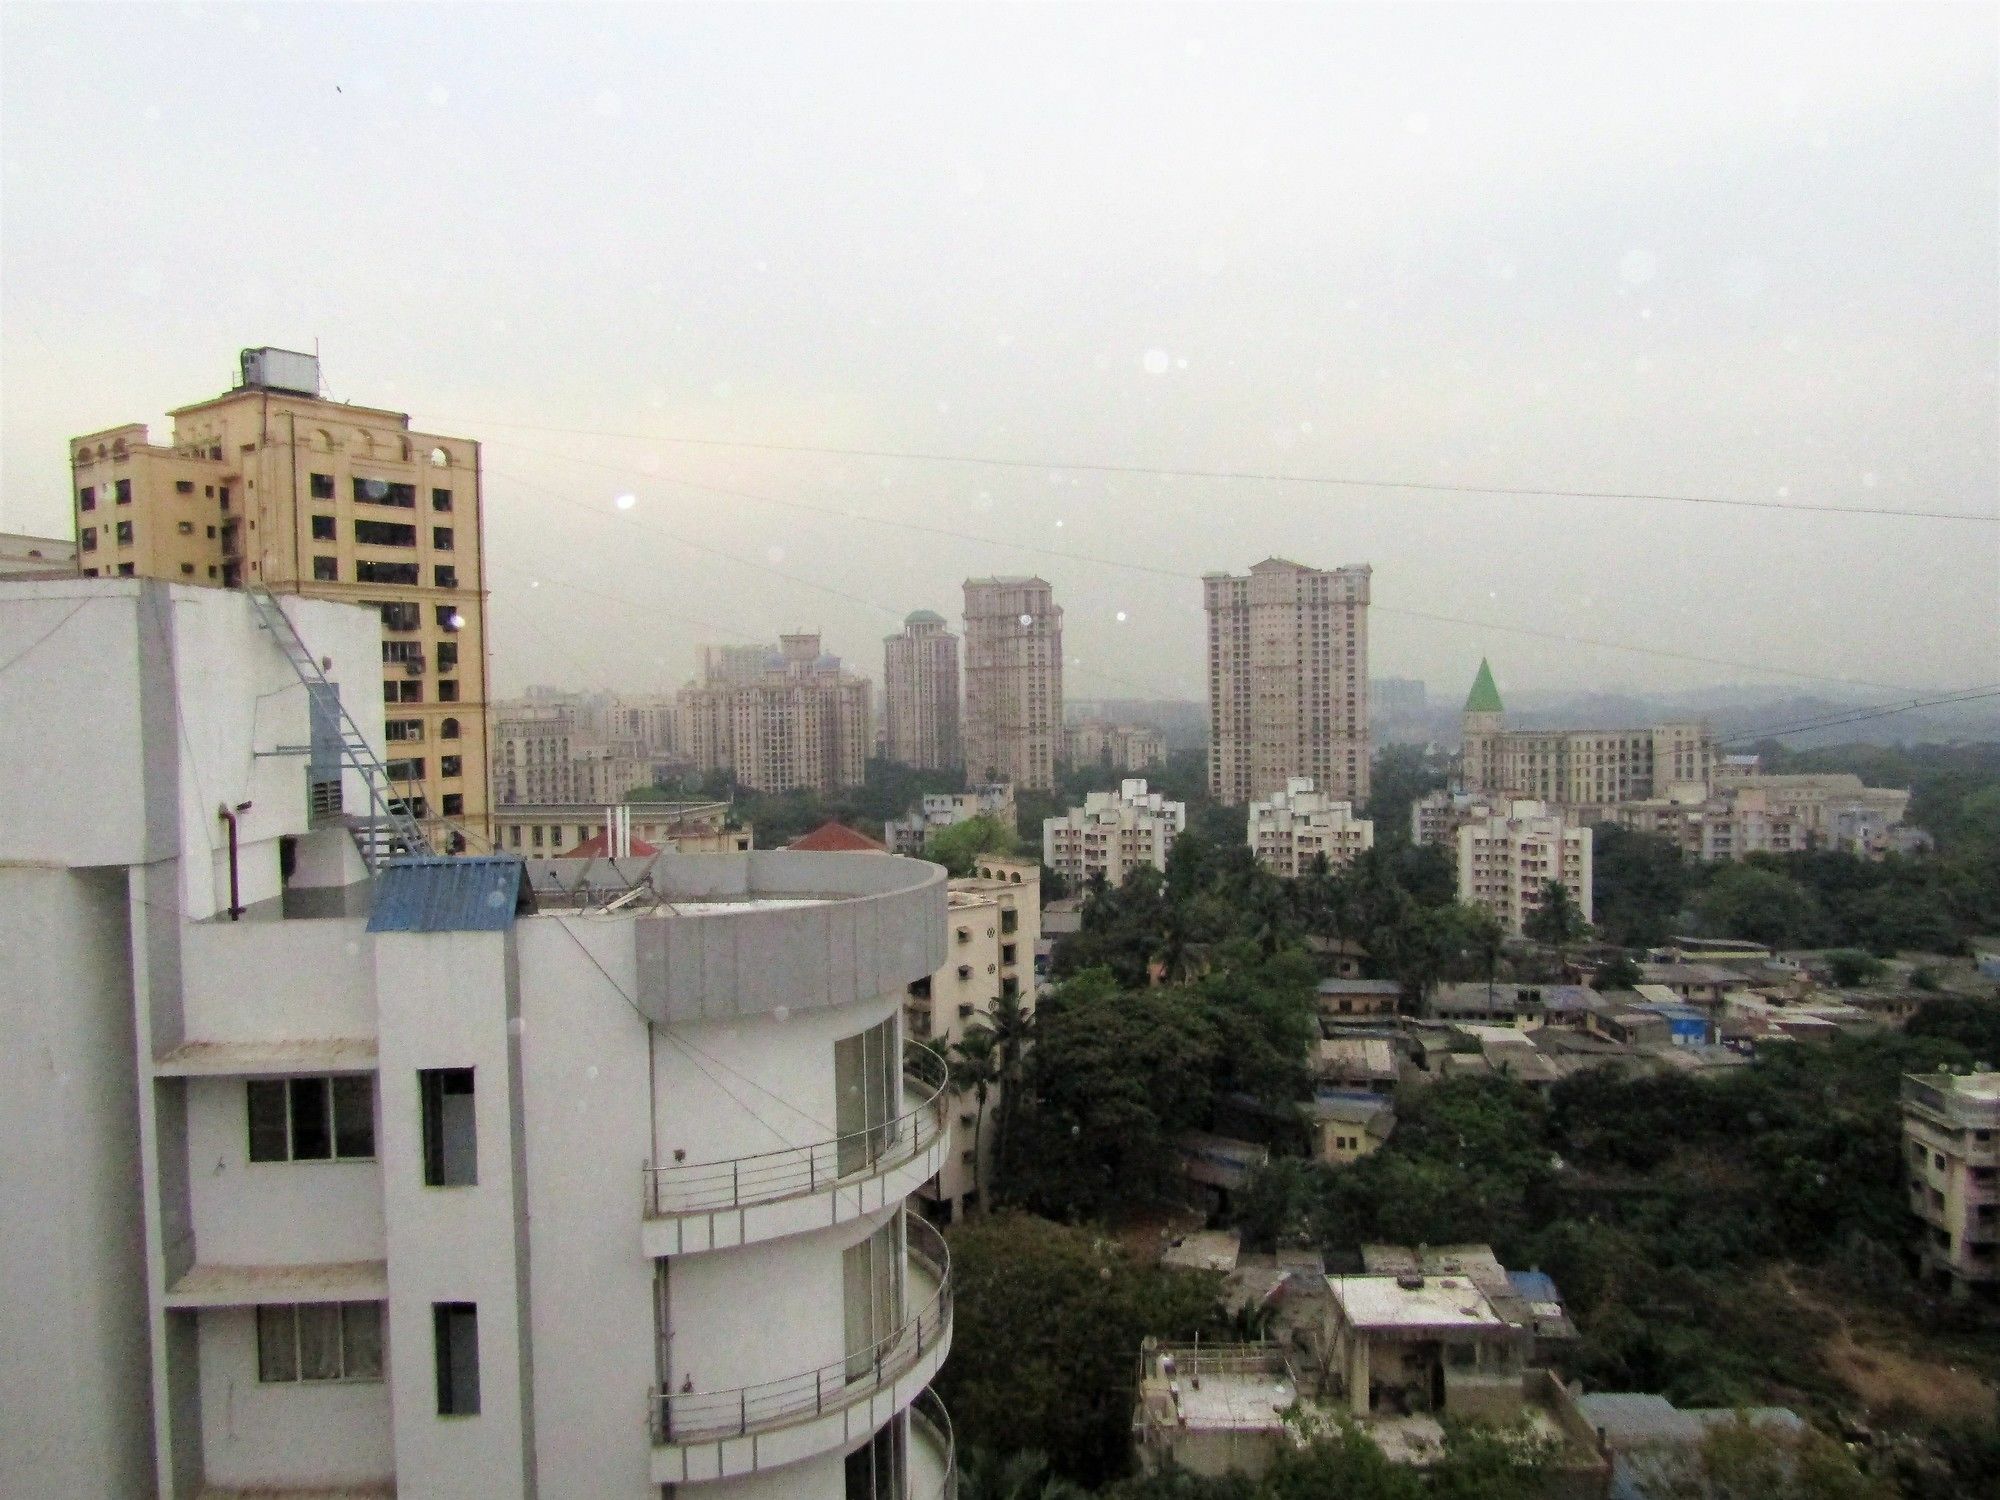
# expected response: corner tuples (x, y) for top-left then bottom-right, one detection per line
(1524, 879), (1590, 952)
(1823, 948), (1885, 987)
(1697, 865), (1825, 948)
(1593, 954), (1643, 990)
(948, 1024), (1001, 1209)
(1591, 824), (1691, 947)
(925, 814), (1020, 876)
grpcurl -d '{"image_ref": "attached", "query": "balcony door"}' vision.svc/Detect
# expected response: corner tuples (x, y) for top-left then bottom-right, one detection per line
(842, 1209), (905, 1382)
(834, 1017), (900, 1177)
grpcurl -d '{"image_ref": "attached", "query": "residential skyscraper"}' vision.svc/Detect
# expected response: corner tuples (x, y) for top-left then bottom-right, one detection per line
(962, 577), (1062, 791)
(884, 610), (961, 771)
(67, 346), (492, 853)
(679, 633), (872, 792)
(1204, 558), (1371, 807)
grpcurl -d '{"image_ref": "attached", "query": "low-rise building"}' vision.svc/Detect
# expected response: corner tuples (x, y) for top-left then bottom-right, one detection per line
(1043, 778), (1186, 888)
(1902, 1069), (2000, 1295)
(1316, 977), (1402, 1023)
(884, 784), (1016, 857)
(1315, 1091), (1396, 1165)
(1316, 1036), (1400, 1096)
(1410, 789), (1499, 848)
(1133, 1341), (1303, 1480)
(1453, 800), (1592, 937)
(1064, 719), (1166, 773)
(1572, 1393), (1804, 1500)
(1425, 982), (1550, 1029)
(1247, 777), (1374, 876)
(493, 800), (749, 856)
(0, 530), (77, 577)
(1638, 961), (1734, 1006)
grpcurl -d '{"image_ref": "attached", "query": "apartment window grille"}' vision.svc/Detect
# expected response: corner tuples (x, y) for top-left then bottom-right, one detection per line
(354, 519), (418, 548)
(385, 719), (424, 743)
(310, 472), (336, 499)
(313, 556), (339, 582)
(257, 1302), (384, 1383)
(432, 1302), (480, 1415)
(420, 1067), (477, 1186)
(247, 1076), (375, 1162)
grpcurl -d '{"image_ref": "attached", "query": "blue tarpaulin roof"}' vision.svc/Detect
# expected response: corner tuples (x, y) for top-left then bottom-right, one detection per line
(1507, 1269), (1562, 1304)
(367, 856), (535, 933)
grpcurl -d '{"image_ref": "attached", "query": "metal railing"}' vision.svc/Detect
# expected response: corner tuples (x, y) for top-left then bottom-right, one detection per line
(644, 1044), (950, 1217)
(649, 1216), (951, 1445)
(910, 1387), (958, 1500)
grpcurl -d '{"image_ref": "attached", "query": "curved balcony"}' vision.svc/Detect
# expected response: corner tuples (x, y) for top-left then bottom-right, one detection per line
(642, 1044), (950, 1255)
(909, 1388), (958, 1500)
(649, 1217), (954, 1484)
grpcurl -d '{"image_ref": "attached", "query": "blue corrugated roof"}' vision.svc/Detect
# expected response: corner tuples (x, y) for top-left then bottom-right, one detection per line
(368, 856), (535, 933)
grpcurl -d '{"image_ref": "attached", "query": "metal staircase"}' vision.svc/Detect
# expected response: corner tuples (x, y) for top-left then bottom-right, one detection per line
(248, 589), (430, 871)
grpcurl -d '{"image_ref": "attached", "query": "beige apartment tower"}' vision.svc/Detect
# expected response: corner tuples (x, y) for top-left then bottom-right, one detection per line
(1205, 558), (1371, 806)
(69, 347), (491, 852)
(884, 609), (962, 771)
(962, 576), (1062, 791)
(678, 633), (872, 791)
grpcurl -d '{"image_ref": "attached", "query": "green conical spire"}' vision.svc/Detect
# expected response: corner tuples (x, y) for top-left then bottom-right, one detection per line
(1465, 658), (1503, 714)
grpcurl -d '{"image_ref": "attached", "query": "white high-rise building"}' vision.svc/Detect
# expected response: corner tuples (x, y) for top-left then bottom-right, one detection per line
(1454, 799), (1594, 937)
(1246, 777), (1375, 877)
(962, 577), (1062, 791)
(1204, 559), (1371, 807)
(0, 577), (956, 1500)
(1042, 778), (1187, 888)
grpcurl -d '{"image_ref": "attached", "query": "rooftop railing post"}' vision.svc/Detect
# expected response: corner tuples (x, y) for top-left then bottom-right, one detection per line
(733, 1159), (740, 1206)
(740, 1387), (747, 1435)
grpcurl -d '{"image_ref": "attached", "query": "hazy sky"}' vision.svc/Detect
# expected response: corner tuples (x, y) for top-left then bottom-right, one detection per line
(3, 3), (1995, 705)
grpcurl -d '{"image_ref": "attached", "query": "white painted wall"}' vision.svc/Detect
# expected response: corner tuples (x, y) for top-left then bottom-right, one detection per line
(181, 917), (375, 1042)
(184, 1076), (386, 1267)
(196, 1307), (393, 1490)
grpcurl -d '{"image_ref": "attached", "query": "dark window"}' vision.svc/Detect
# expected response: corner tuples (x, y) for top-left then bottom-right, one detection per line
(257, 1302), (383, 1383)
(432, 526), (454, 550)
(175, 480), (195, 494)
(180, 563), (195, 576)
(177, 520), (194, 535)
(379, 601), (421, 631)
(313, 556), (339, 582)
(356, 560), (420, 585)
(353, 478), (417, 508)
(78, 486), (95, 511)
(385, 718), (424, 742)
(218, 485), (231, 509)
(433, 1303), (480, 1415)
(115, 478), (132, 504)
(386, 757), (426, 781)
(432, 487), (453, 512)
(907, 976), (932, 999)
(421, 1068), (477, 1186)
(1001, 909), (1018, 934)
(310, 472), (336, 499)
(117, 563), (136, 576)
(355, 519), (418, 547)
(434, 565), (458, 589)
(115, 520), (134, 545)
(441, 755), (462, 777)
(206, 525), (217, 539)
(311, 514), (337, 541)
(436, 605), (462, 630)
(1001, 943), (1017, 965)
(438, 679), (460, 703)
(80, 527), (96, 550)
(442, 793), (464, 817)
(247, 1076), (374, 1162)
(440, 717), (461, 740)
(437, 642), (459, 671)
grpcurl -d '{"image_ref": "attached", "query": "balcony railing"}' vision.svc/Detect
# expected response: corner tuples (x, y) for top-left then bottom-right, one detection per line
(649, 1216), (951, 1445)
(644, 1043), (949, 1217)
(910, 1387), (958, 1500)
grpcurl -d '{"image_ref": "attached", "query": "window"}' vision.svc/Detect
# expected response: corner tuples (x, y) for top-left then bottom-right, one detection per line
(311, 514), (337, 541)
(834, 1017), (899, 1176)
(436, 605), (462, 630)
(175, 520), (193, 535)
(356, 560), (420, 585)
(440, 716), (460, 740)
(180, 563), (195, 576)
(386, 680), (422, 704)
(1001, 943), (1017, 965)
(115, 520), (134, 545)
(438, 679), (460, 703)
(433, 1302), (480, 1415)
(115, 478), (132, 504)
(421, 1067), (477, 1186)
(175, 480), (195, 494)
(1001, 909), (1018, 935)
(218, 485), (231, 509)
(434, 565), (458, 589)
(355, 519), (418, 547)
(842, 1210), (904, 1381)
(257, 1302), (384, 1383)
(844, 1407), (907, 1500)
(437, 641), (459, 671)
(433, 526), (454, 550)
(442, 793), (464, 817)
(386, 718), (424, 742)
(117, 563), (135, 576)
(353, 478), (417, 508)
(310, 472), (336, 499)
(206, 525), (217, 539)
(247, 1076), (375, 1161)
(79, 486), (95, 511)
(379, 601), (421, 631)
(432, 487), (453, 512)
(80, 527), (96, 550)
(313, 556), (339, 582)
(907, 976), (932, 1000)
(386, 758), (426, 782)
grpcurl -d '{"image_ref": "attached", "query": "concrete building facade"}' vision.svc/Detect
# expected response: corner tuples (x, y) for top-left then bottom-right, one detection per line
(883, 611), (961, 772)
(1454, 800), (1594, 937)
(68, 348), (493, 854)
(1903, 1070), (2000, 1296)
(1062, 720), (1165, 774)
(961, 577), (1062, 791)
(1204, 558), (1371, 807)
(1043, 778), (1187, 888)
(884, 786), (1017, 858)
(1247, 776), (1375, 877)
(0, 530), (77, 576)
(679, 634), (873, 792)
(0, 578), (956, 1500)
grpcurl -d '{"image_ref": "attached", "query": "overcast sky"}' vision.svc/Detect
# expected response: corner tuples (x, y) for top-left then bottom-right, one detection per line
(3, 3), (1995, 705)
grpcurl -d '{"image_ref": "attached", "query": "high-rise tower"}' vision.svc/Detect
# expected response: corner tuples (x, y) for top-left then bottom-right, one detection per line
(961, 577), (1062, 790)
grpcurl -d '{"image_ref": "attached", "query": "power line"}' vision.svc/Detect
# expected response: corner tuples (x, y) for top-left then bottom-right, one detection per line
(1716, 686), (2000, 746)
(434, 411), (2000, 524)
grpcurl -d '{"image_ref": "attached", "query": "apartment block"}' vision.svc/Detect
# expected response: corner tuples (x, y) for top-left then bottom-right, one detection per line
(884, 785), (1017, 858)
(961, 577), (1062, 791)
(68, 347), (492, 854)
(1043, 778), (1187, 888)
(1247, 776), (1375, 877)
(1062, 719), (1165, 773)
(1454, 800), (1594, 937)
(1410, 789), (1500, 848)
(903, 857), (1040, 1223)
(1459, 658), (1713, 806)
(884, 610), (961, 771)
(1903, 1069), (2000, 1295)
(493, 800), (750, 857)
(0, 576), (955, 1500)
(1204, 558), (1371, 807)
(679, 634), (873, 792)
(0, 530), (77, 577)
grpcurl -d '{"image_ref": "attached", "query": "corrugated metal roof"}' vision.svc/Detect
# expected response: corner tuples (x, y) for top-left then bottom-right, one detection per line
(367, 856), (535, 933)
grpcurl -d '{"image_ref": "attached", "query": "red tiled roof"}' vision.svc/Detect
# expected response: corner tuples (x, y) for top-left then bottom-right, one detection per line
(559, 830), (662, 860)
(787, 821), (888, 853)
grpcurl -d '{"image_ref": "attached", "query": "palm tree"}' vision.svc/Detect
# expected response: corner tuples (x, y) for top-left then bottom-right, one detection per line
(947, 1025), (999, 1212)
(983, 990), (1034, 1201)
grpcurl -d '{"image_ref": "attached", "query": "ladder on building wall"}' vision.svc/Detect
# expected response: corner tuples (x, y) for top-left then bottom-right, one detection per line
(247, 589), (430, 871)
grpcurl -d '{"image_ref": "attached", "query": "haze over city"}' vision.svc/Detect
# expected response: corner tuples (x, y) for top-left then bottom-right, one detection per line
(2, 2), (1994, 703)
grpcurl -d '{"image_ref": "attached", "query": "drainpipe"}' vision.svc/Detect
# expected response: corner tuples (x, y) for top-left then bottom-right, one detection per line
(219, 800), (253, 920)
